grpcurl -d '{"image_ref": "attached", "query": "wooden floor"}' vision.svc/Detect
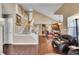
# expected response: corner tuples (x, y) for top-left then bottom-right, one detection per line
(38, 35), (58, 55)
(3, 44), (38, 55)
(3, 35), (60, 55)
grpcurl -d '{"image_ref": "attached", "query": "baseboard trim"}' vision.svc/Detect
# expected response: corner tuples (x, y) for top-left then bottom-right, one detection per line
(3, 43), (39, 45)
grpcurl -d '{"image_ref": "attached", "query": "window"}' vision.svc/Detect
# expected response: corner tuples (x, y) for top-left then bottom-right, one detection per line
(68, 17), (79, 37)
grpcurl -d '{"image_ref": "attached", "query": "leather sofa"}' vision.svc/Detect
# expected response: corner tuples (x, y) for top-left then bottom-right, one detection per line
(52, 34), (77, 54)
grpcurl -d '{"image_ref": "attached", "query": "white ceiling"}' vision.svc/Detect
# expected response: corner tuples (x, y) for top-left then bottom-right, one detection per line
(19, 3), (63, 20)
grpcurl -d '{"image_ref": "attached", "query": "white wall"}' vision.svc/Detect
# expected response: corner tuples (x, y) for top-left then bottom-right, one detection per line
(0, 18), (4, 54)
(0, 25), (3, 54)
(4, 18), (13, 44)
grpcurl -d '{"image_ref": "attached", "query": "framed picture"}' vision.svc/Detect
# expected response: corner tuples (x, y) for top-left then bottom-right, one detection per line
(16, 14), (21, 26)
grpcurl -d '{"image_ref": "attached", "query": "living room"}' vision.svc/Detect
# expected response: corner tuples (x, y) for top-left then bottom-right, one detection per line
(0, 3), (79, 55)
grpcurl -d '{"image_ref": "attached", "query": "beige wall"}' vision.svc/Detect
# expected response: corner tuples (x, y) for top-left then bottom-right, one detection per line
(33, 10), (53, 24)
(0, 4), (2, 18)
(55, 3), (79, 34)
(2, 3), (16, 14)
